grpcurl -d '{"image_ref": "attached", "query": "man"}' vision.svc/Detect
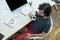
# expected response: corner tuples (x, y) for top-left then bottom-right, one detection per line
(14, 3), (52, 40)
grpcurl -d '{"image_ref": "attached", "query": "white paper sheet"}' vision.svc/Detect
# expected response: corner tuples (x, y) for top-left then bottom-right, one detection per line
(14, 3), (33, 16)
(4, 18), (17, 28)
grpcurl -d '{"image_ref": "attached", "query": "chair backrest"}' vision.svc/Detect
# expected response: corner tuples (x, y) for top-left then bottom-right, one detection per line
(29, 17), (53, 39)
(43, 17), (53, 38)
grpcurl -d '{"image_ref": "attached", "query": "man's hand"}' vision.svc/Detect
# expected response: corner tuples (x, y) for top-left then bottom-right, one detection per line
(25, 33), (32, 39)
(28, 13), (33, 19)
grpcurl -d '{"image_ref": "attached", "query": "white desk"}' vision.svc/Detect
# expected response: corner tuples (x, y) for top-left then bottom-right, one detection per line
(0, 12), (32, 40)
(0, 0), (32, 40)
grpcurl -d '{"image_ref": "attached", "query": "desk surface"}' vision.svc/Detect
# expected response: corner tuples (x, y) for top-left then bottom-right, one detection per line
(0, 12), (32, 40)
(0, 0), (32, 40)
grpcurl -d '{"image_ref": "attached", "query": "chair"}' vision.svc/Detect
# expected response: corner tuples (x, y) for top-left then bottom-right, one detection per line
(53, 0), (60, 9)
(28, 17), (53, 40)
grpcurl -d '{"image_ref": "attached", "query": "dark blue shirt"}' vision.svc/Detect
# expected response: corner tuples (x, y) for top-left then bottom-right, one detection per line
(32, 13), (51, 34)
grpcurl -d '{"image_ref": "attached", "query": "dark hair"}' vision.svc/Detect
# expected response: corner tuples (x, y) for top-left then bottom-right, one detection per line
(38, 3), (51, 17)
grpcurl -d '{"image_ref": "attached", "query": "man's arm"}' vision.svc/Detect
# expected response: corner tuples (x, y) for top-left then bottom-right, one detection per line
(31, 32), (46, 37)
(25, 32), (46, 39)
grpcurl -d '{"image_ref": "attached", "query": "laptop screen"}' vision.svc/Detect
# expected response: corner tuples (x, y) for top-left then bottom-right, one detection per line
(6, 0), (27, 11)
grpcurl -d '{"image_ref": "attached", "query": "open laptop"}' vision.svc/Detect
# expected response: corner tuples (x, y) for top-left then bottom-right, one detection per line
(6, 0), (33, 16)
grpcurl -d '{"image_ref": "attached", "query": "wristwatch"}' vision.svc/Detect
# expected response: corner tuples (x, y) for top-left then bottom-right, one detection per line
(32, 15), (36, 21)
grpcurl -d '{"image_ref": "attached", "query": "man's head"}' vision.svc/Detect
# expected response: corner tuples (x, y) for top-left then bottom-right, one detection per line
(38, 3), (51, 17)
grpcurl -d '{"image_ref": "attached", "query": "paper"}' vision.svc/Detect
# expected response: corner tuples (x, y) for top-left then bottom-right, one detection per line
(4, 18), (17, 28)
(19, 3), (33, 15)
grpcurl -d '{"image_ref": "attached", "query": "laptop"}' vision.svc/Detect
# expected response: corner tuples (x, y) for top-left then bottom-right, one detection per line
(6, 0), (33, 16)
